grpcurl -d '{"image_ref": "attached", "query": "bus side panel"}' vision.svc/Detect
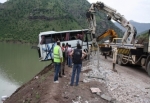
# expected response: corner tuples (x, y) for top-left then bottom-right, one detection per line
(38, 40), (92, 61)
(40, 43), (56, 61)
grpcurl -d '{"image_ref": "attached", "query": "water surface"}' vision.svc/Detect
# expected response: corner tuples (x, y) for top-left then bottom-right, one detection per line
(0, 42), (50, 102)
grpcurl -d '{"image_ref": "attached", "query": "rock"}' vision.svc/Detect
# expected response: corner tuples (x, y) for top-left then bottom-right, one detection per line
(1, 95), (8, 101)
(34, 76), (39, 79)
(101, 94), (112, 101)
(90, 87), (101, 93)
(145, 87), (150, 89)
(96, 92), (101, 96)
(64, 96), (69, 99)
(134, 95), (139, 97)
(83, 79), (89, 83)
(111, 100), (121, 103)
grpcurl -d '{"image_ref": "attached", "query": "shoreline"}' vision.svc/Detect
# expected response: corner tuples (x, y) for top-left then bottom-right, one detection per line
(0, 40), (37, 45)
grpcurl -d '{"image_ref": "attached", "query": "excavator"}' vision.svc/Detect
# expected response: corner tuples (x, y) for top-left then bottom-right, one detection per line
(96, 29), (118, 58)
(97, 29), (118, 43)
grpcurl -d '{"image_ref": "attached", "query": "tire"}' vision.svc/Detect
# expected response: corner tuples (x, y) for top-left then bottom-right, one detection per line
(147, 61), (150, 76)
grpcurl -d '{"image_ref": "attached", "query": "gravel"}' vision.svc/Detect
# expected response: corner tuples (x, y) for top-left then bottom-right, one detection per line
(81, 55), (150, 103)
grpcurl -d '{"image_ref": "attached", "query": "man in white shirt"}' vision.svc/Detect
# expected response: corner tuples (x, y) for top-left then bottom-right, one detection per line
(67, 45), (72, 67)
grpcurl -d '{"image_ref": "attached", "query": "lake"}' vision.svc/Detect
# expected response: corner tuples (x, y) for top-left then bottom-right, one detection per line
(0, 42), (50, 102)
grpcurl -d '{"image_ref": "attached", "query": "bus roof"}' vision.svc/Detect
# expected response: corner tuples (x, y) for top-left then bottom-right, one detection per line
(39, 29), (89, 36)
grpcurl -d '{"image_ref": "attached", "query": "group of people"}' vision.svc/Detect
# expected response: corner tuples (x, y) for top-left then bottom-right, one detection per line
(53, 41), (87, 86)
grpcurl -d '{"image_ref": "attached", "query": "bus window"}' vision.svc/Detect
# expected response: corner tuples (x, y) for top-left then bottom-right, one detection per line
(61, 34), (65, 41)
(57, 34), (62, 41)
(40, 35), (46, 44)
(45, 37), (52, 43)
(70, 32), (76, 40)
(61, 33), (65, 41)
(66, 33), (70, 41)
(71, 36), (76, 40)
(52, 34), (58, 42)
(44, 34), (54, 44)
(76, 34), (82, 40)
(56, 33), (61, 41)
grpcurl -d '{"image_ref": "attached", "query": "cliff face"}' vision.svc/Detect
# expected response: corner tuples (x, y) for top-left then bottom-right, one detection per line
(0, 0), (122, 43)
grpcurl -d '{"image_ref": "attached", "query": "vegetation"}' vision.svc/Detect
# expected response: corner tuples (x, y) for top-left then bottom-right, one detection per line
(136, 30), (149, 44)
(0, 0), (122, 44)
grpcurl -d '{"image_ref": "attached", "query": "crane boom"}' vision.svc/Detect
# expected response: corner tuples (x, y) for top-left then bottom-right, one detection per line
(86, 1), (137, 45)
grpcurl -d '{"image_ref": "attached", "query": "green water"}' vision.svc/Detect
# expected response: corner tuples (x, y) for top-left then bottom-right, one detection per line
(0, 42), (50, 100)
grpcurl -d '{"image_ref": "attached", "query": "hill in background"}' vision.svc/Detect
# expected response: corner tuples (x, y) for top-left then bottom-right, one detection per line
(0, 0), (122, 43)
(114, 20), (150, 35)
(136, 29), (150, 44)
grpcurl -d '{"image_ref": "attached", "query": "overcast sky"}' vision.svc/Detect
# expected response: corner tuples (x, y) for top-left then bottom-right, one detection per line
(0, 0), (5, 3)
(88, 0), (150, 23)
(0, 0), (150, 23)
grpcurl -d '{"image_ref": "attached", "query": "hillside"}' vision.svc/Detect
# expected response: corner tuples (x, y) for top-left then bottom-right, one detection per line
(0, 0), (122, 43)
(136, 30), (149, 44)
(114, 20), (150, 35)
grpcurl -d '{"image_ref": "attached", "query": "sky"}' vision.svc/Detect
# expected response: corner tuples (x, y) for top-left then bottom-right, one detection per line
(0, 0), (150, 23)
(87, 0), (150, 23)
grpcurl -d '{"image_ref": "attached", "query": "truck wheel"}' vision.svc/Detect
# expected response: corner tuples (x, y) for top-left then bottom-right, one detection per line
(147, 61), (150, 76)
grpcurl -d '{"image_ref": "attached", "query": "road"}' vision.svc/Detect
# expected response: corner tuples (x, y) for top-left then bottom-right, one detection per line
(100, 55), (150, 84)
(94, 55), (150, 103)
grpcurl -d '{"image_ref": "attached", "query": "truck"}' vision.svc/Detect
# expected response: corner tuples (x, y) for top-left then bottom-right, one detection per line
(86, 1), (150, 76)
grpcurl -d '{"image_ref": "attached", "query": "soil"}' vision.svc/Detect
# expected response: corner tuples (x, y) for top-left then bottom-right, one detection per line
(4, 61), (110, 103)
(4, 54), (150, 103)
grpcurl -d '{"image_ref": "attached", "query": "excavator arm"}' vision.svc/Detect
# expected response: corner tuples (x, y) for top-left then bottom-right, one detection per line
(86, 1), (137, 45)
(97, 29), (118, 42)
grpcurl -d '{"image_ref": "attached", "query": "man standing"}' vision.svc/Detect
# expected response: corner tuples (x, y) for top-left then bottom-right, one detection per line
(53, 41), (63, 83)
(59, 43), (66, 77)
(67, 45), (73, 67)
(70, 43), (86, 86)
(65, 43), (69, 65)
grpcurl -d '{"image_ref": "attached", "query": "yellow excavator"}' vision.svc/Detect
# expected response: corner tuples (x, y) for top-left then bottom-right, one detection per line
(97, 29), (118, 43)
(97, 29), (118, 58)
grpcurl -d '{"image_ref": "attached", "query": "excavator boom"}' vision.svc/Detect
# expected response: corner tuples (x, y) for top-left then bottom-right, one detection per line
(97, 29), (118, 42)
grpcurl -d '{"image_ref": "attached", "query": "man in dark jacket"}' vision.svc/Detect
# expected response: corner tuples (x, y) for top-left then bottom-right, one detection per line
(70, 43), (87, 86)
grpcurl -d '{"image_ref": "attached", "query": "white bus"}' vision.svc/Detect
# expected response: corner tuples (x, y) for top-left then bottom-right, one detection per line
(37, 29), (92, 61)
